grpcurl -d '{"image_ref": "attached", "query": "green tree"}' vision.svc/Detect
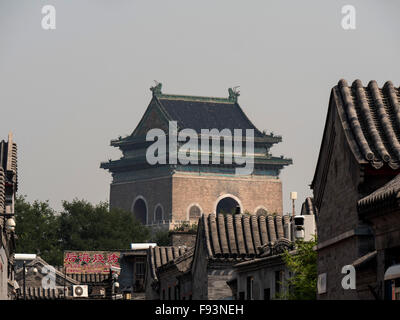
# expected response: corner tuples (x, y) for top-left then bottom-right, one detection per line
(15, 197), (151, 266)
(15, 195), (62, 265)
(280, 236), (317, 300)
(59, 199), (150, 252)
(151, 230), (171, 246)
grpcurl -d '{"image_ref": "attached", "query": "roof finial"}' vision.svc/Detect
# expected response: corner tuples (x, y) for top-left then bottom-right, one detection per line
(150, 81), (162, 97)
(228, 86), (240, 102)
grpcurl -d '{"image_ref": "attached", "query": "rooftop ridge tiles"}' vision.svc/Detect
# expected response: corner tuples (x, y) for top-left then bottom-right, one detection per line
(156, 93), (235, 104)
(337, 79), (400, 169)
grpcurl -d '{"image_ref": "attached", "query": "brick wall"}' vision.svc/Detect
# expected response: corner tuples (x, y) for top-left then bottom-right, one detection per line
(110, 172), (283, 226)
(207, 267), (234, 300)
(170, 231), (197, 248)
(314, 105), (374, 300)
(172, 173), (283, 221)
(0, 248), (8, 300)
(110, 176), (172, 224)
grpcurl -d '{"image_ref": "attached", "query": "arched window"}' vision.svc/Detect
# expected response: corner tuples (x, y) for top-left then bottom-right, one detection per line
(154, 204), (164, 222)
(132, 197), (147, 225)
(255, 208), (268, 216)
(189, 205), (202, 220)
(216, 196), (241, 214)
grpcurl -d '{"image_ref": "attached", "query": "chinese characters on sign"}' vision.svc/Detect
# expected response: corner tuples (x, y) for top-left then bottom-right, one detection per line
(64, 251), (120, 274)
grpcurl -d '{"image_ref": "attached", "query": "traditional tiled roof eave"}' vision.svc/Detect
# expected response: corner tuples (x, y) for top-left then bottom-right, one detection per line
(147, 246), (190, 282)
(336, 79), (400, 169)
(157, 248), (194, 274)
(110, 134), (281, 153)
(100, 156), (292, 172)
(198, 213), (293, 262)
(233, 249), (295, 271)
(358, 174), (400, 215)
(15, 257), (80, 285)
(312, 79), (400, 191)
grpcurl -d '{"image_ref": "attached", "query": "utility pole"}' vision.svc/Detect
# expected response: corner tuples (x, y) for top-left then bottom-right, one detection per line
(22, 261), (26, 300)
(290, 192), (297, 217)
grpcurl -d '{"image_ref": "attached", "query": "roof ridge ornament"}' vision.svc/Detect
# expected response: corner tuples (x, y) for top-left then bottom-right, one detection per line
(150, 81), (162, 97)
(228, 86), (240, 102)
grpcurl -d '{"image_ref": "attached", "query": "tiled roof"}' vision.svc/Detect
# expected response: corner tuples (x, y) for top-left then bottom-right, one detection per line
(358, 174), (400, 210)
(16, 257), (80, 285)
(51, 266), (110, 284)
(23, 287), (63, 300)
(0, 168), (4, 213)
(64, 271), (110, 283)
(335, 79), (400, 169)
(301, 197), (317, 215)
(156, 97), (266, 138)
(199, 213), (292, 261)
(147, 246), (190, 282)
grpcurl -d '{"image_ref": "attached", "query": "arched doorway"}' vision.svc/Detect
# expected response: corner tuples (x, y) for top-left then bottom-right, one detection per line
(216, 196), (241, 214)
(154, 204), (164, 222)
(132, 197), (147, 225)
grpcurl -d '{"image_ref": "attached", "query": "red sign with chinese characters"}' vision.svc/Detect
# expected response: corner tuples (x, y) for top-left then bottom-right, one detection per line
(64, 251), (120, 274)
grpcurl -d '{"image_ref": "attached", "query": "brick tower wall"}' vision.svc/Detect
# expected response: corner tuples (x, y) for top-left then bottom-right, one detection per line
(109, 176), (173, 224)
(171, 173), (283, 221)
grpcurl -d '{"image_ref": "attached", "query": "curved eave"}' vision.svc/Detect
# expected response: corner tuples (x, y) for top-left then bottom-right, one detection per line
(358, 190), (400, 215)
(100, 156), (292, 172)
(110, 133), (281, 150)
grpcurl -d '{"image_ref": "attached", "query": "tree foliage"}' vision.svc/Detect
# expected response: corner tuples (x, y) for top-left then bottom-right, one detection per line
(151, 230), (171, 246)
(59, 199), (150, 251)
(15, 196), (62, 265)
(280, 236), (317, 300)
(15, 196), (150, 266)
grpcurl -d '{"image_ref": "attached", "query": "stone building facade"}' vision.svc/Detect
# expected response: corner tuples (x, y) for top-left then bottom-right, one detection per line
(0, 133), (18, 300)
(230, 254), (290, 300)
(101, 83), (291, 231)
(311, 79), (400, 299)
(357, 174), (400, 299)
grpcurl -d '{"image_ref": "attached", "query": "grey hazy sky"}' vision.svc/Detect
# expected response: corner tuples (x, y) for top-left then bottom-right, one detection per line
(1, 0), (399, 214)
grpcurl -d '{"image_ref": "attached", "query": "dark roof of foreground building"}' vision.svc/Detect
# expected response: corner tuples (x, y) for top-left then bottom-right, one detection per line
(196, 213), (293, 261)
(301, 197), (317, 215)
(334, 79), (400, 169)
(358, 174), (400, 212)
(147, 246), (191, 282)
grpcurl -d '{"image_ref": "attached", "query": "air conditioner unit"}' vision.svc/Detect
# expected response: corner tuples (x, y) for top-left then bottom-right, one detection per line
(73, 285), (88, 298)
